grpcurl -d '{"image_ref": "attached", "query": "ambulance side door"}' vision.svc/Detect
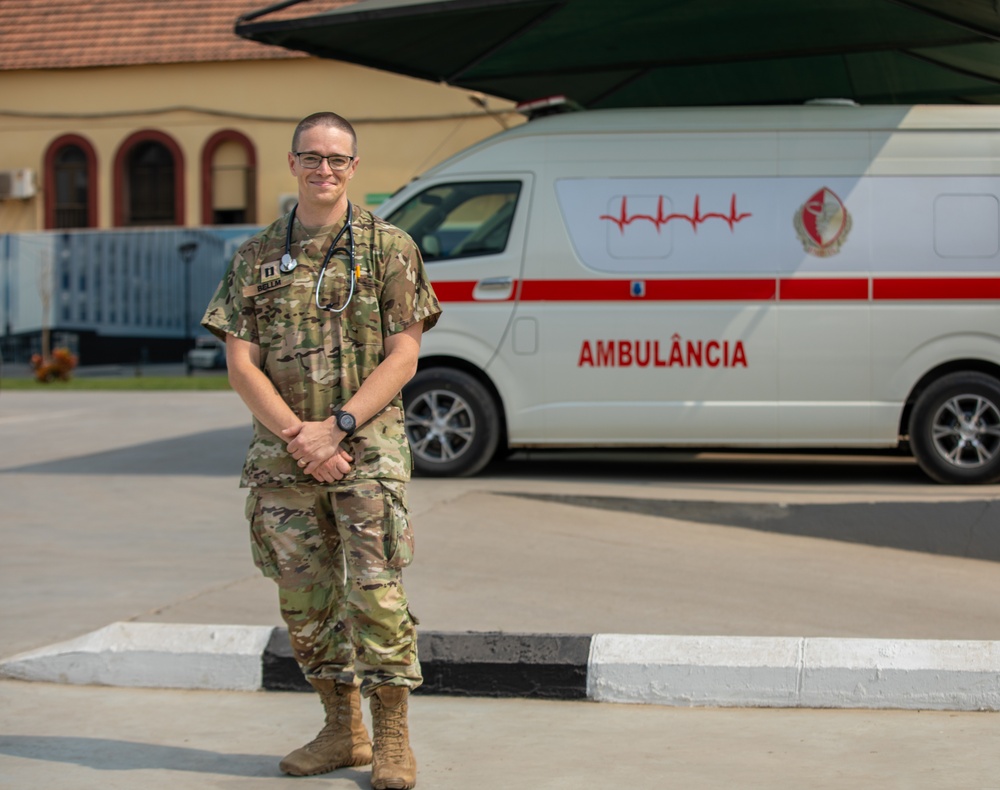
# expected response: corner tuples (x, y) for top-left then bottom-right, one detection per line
(382, 176), (532, 369)
(498, 173), (779, 446)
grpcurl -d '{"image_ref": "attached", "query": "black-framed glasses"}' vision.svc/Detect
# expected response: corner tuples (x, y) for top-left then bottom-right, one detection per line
(294, 152), (356, 171)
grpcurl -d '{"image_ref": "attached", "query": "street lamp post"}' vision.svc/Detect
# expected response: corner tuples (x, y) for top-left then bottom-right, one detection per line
(178, 241), (198, 375)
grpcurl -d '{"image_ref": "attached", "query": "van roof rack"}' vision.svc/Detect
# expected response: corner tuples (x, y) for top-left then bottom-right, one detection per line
(804, 98), (860, 107)
(515, 94), (583, 120)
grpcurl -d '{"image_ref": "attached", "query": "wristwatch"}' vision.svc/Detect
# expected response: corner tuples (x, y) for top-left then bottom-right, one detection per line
(333, 409), (357, 437)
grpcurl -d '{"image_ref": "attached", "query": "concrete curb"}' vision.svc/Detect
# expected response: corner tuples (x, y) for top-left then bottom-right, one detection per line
(587, 634), (1000, 710)
(0, 623), (274, 691)
(2, 623), (999, 711)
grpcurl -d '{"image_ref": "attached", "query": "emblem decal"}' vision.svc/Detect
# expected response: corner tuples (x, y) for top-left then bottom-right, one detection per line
(794, 187), (852, 257)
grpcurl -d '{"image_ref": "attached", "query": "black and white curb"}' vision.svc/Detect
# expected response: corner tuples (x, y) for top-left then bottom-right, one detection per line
(2, 623), (999, 711)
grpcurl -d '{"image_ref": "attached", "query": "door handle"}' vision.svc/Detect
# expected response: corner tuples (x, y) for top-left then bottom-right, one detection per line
(473, 276), (515, 301)
(477, 277), (512, 289)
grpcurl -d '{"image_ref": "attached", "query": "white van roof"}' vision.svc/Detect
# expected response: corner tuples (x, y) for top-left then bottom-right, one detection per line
(509, 104), (1000, 133)
(419, 104), (1000, 177)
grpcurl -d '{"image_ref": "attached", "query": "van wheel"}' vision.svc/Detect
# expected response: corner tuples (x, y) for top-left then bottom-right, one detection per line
(403, 368), (500, 477)
(908, 372), (1000, 484)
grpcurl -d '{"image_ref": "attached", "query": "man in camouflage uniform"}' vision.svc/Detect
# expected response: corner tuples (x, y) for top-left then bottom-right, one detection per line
(202, 111), (440, 790)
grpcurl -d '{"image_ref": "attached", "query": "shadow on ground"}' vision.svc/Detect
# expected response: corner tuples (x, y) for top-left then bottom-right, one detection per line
(504, 491), (1000, 562)
(1, 426), (251, 477)
(0, 735), (369, 786)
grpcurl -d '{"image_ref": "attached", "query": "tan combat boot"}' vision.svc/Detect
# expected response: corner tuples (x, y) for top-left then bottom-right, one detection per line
(279, 679), (373, 776)
(370, 685), (417, 789)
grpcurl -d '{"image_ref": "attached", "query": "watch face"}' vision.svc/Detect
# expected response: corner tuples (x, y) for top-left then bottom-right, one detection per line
(338, 412), (356, 432)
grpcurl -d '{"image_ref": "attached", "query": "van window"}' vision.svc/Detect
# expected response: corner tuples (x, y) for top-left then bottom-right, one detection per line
(386, 181), (521, 261)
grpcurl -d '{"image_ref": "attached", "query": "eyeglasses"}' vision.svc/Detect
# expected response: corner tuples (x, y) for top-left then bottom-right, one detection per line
(294, 152), (356, 171)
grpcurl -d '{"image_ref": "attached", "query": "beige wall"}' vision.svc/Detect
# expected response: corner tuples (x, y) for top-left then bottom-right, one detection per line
(0, 57), (520, 232)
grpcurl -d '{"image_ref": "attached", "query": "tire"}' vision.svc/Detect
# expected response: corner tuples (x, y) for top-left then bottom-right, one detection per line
(403, 368), (501, 477)
(908, 372), (1000, 484)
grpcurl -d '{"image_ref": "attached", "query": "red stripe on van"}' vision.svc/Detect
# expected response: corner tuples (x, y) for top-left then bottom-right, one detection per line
(779, 278), (869, 300)
(432, 277), (1000, 303)
(518, 279), (776, 301)
(431, 281), (480, 302)
(872, 277), (1000, 300)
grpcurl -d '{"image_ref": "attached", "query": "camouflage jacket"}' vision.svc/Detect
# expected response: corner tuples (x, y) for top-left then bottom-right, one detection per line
(201, 204), (441, 486)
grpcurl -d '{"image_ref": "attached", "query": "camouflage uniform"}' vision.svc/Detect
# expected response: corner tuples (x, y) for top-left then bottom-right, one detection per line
(202, 205), (440, 695)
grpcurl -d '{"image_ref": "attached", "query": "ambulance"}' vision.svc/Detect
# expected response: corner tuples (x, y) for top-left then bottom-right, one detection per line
(378, 103), (1000, 484)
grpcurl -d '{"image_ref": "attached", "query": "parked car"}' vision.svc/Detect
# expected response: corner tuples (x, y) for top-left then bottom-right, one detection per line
(186, 334), (227, 370)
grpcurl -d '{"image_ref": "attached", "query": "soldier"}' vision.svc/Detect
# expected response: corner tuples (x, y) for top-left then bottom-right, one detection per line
(201, 111), (440, 790)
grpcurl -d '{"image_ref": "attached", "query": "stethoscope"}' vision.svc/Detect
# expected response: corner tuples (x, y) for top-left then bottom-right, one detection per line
(281, 201), (358, 314)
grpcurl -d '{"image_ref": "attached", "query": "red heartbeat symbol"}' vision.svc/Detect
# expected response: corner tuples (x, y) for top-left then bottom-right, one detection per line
(600, 194), (752, 233)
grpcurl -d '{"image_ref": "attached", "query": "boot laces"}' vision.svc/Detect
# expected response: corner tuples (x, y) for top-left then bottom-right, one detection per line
(311, 686), (353, 746)
(374, 699), (409, 762)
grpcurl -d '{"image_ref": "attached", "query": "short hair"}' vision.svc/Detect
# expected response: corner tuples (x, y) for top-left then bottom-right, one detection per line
(291, 112), (358, 156)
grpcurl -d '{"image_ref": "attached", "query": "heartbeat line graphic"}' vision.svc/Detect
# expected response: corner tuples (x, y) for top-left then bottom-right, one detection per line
(600, 194), (752, 233)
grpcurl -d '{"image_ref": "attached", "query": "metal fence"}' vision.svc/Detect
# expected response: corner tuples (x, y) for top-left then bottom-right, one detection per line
(0, 226), (256, 364)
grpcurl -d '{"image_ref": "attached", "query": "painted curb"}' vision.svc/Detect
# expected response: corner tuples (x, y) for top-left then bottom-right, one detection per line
(588, 634), (1000, 710)
(0, 622), (274, 691)
(3, 623), (999, 711)
(263, 628), (591, 699)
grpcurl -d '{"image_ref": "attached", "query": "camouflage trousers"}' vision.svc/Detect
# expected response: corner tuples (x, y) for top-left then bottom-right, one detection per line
(244, 479), (421, 695)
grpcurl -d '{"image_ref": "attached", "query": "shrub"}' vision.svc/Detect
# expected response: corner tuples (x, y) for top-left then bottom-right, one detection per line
(30, 348), (79, 383)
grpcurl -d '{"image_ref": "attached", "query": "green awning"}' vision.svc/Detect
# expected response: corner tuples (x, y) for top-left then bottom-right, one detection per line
(236, 0), (1000, 107)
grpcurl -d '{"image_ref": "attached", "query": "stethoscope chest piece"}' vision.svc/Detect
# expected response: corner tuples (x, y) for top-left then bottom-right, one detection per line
(279, 253), (297, 273)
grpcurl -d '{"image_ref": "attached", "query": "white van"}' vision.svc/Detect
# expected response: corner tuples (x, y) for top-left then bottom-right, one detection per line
(379, 104), (1000, 484)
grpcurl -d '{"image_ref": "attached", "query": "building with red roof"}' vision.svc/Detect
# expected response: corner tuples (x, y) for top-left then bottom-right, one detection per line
(0, 0), (515, 232)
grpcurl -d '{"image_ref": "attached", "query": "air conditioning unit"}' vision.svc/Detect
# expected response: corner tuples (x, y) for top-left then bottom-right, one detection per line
(0, 168), (37, 200)
(278, 193), (297, 216)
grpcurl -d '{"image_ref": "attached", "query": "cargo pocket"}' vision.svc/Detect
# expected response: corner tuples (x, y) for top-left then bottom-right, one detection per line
(245, 489), (281, 580)
(381, 482), (414, 570)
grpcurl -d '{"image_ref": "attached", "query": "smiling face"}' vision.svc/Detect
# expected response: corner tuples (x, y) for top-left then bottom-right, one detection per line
(288, 123), (359, 225)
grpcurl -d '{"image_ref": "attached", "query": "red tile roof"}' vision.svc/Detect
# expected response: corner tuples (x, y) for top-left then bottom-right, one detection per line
(0, 0), (354, 71)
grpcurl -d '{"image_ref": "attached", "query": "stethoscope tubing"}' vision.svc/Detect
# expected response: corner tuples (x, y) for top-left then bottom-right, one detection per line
(282, 202), (357, 314)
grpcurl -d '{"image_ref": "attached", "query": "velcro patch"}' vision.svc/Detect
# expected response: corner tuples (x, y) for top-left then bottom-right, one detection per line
(243, 276), (292, 297)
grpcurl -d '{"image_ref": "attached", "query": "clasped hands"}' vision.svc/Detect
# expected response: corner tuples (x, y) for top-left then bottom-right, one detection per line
(283, 420), (353, 483)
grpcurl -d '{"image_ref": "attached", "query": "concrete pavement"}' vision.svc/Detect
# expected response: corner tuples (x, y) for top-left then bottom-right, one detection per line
(3, 678), (999, 790)
(2, 389), (1000, 787)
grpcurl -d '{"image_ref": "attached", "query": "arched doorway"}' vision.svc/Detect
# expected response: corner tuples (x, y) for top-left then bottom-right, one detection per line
(201, 130), (257, 225)
(114, 130), (185, 226)
(44, 134), (98, 229)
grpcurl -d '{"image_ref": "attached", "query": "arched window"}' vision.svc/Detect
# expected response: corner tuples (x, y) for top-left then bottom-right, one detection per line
(201, 130), (257, 225)
(113, 130), (185, 226)
(44, 134), (98, 229)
